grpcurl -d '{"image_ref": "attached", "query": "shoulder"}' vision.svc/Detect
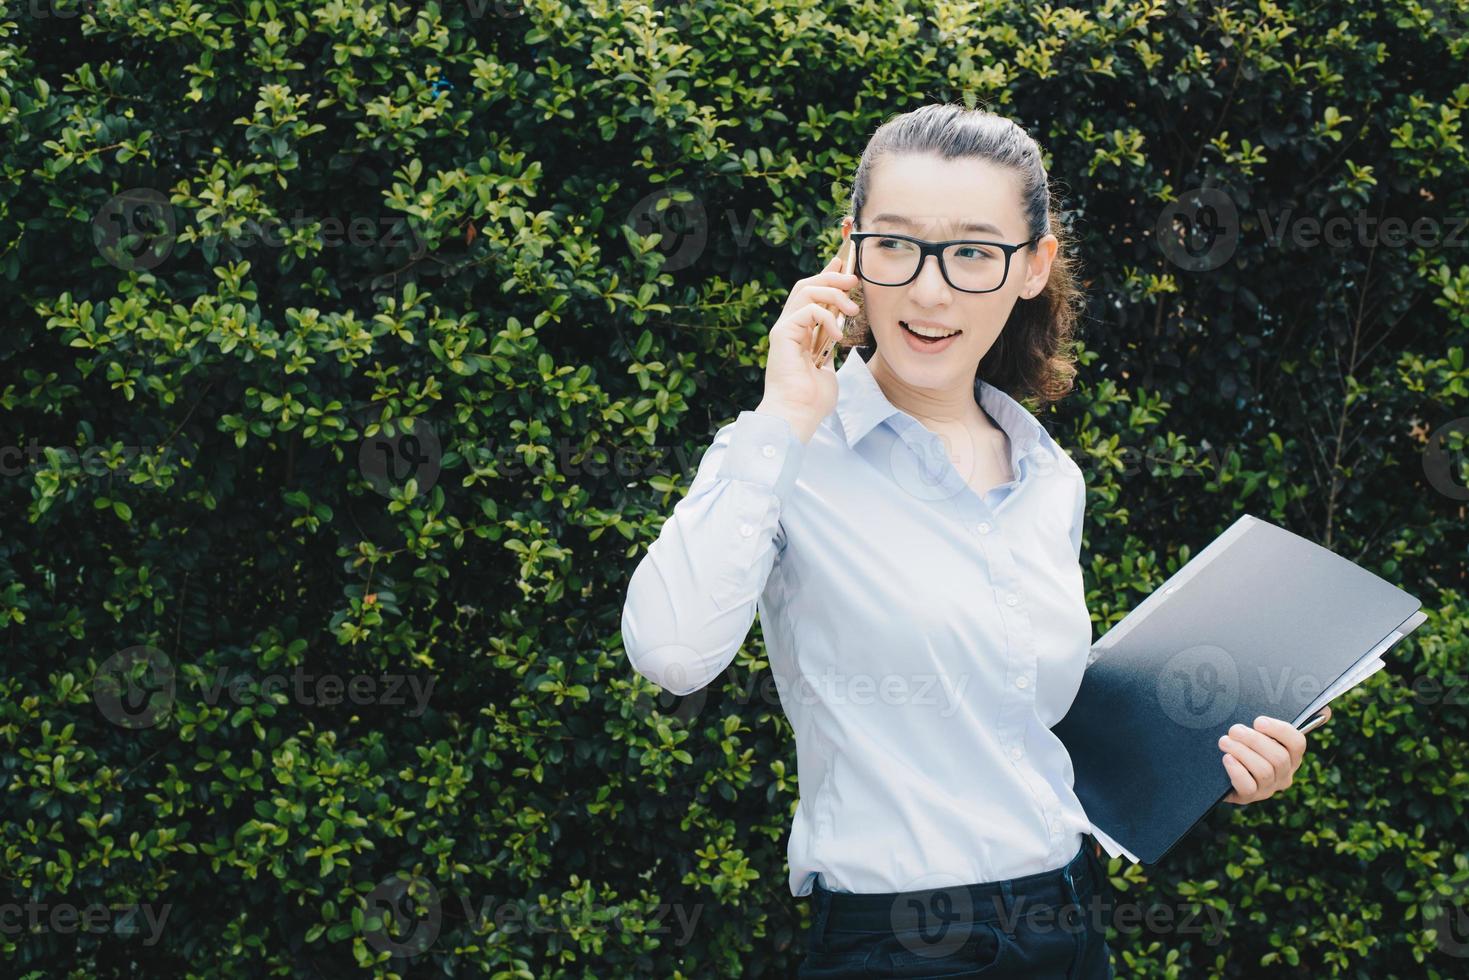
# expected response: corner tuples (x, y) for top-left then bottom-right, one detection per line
(1038, 429), (1084, 486)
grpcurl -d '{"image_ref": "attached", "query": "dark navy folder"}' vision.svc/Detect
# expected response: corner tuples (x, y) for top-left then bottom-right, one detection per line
(1052, 513), (1427, 864)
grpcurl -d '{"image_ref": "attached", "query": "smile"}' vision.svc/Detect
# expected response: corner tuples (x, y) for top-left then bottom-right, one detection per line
(901, 320), (962, 339)
(900, 321), (963, 352)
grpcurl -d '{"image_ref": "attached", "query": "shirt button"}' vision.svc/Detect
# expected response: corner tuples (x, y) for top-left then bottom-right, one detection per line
(739, 523), (754, 537)
(1005, 593), (1019, 606)
(1015, 675), (1028, 689)
(977, 522), (992, 534)
(761, 444), (776, 458)
(1010, 747), (1023, 760)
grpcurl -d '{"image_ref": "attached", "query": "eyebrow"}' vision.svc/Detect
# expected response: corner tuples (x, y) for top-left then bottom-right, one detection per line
(868, 213), (1006, 237)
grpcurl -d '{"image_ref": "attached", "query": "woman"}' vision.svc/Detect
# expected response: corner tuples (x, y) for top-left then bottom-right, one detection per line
(621, 103), (1326, 979)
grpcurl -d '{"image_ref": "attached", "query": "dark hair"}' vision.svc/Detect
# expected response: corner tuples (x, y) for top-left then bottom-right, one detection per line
(842, 102), (1085, 408)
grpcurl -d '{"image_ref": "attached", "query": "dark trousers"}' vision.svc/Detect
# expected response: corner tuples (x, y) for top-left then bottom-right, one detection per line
(798, 837), (1115, 978)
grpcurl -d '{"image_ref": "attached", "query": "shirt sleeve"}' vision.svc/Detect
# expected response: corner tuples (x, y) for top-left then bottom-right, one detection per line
(1069, 467), (1086, 562)
(620, 409), (807, 696)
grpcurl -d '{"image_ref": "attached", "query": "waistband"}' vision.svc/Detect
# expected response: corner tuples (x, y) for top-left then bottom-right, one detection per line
(809, 837), (1101, 936)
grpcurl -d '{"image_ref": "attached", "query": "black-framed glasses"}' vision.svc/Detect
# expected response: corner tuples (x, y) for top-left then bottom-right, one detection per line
(848, 231), (1039, 294)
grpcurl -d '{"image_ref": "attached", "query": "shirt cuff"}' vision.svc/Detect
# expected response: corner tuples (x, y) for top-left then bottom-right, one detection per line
(716, 410), (808, 504)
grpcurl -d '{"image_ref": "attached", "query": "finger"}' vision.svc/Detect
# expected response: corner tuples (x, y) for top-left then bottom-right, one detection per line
(1222, 754), (1258, 798)
(1231, 720), (1296, 769)
(799, 253), (852, 288)
(779, 303), (839, 352)
(794, 285), (861, 317)
(1251, 715), (1307, 762)
(1218, 731), (1279, 788)
(812, 252), (860, 283)
(775, 302), (836, 336)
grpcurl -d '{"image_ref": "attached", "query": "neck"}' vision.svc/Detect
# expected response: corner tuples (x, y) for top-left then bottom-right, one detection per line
(867, 349), (987, 431)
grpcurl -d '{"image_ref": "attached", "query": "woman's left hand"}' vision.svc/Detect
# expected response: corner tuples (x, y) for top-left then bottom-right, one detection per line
(1219, 707), (1331, 804)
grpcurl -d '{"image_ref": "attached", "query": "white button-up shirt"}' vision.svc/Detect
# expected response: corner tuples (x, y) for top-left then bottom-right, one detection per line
(621, 348), (1094, 896)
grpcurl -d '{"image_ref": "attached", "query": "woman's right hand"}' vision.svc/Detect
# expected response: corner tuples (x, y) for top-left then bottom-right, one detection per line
(756, 249), (861, 443)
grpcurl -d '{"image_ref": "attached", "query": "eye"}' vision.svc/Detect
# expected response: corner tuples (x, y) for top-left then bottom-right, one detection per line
(953, 244), (999, 261)
(875, 237), (912, 251)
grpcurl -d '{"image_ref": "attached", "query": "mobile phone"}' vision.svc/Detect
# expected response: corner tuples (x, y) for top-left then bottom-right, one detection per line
(1297, 710), (1330, 735)
(812, 237), (856, 369)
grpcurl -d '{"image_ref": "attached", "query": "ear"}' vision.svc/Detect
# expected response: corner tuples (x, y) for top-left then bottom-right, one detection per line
(1019, 234), (1059, 300)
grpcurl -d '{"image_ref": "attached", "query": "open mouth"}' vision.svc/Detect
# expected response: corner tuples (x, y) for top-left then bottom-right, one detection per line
(901, 320), (962, 344)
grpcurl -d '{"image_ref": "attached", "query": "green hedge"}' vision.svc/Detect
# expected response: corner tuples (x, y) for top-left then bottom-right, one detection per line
(2, 0), (1467, 976)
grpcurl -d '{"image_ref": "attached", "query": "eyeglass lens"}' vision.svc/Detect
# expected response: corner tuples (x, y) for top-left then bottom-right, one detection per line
(860, 237), (1012, 292)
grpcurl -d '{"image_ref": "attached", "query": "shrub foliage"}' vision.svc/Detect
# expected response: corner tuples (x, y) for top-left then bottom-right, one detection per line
(1, 0), (1467, 976)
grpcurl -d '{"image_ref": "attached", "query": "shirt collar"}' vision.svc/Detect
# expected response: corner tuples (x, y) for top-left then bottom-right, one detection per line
(834, 348), (1054, 461)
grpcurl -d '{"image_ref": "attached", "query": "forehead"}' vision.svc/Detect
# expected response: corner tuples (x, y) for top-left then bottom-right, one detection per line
(863, 153), (1027, 239)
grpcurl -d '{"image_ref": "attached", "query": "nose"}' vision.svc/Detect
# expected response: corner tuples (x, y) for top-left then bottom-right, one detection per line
(909, 252), (953, 306)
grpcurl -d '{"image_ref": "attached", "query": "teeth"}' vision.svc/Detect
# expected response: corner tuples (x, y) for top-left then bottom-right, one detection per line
(903, 321), (959, 339)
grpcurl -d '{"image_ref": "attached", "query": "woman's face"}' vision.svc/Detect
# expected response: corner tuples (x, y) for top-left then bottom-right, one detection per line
(843, 153), (1056, 391)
